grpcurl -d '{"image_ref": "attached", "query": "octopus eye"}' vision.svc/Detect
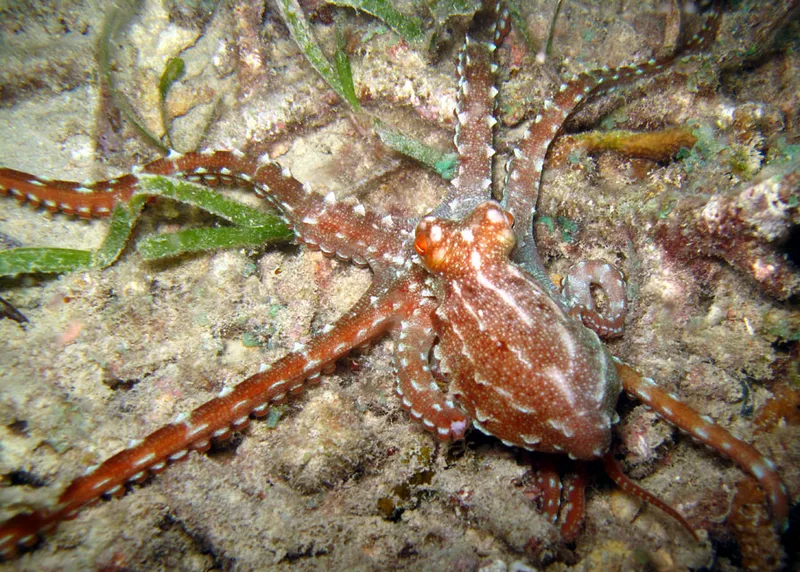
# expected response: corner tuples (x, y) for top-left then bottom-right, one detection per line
(414, 232), (429, 255)
(504, 211), (514, 227)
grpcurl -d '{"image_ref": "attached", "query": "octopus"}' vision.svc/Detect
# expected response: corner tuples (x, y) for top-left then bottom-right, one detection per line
(0, 1), (794, 569)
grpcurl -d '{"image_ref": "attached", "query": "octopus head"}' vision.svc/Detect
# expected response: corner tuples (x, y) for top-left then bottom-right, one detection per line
(414, 202), (515, 276)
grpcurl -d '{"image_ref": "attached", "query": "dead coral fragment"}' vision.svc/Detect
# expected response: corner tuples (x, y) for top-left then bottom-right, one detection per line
(655, 158), (800, 299)
(551, 127), (698, 166)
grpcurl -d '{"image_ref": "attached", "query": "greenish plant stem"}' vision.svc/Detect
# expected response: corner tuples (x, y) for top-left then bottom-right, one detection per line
(327, 0), (425, 43)
(373, 121), (457, 180)
(136, 175), (280, 227)
(0, 248), (93, 277)
(92, 196), (148, 268)
(277, 0), (357, 107)
(334, 28), (360, 110)
(0, 176), (292, 278)
(137, 226), (291, 260)
(541, 0), (565, 61)
(134, 175), (293, 259)
(159, 57), (186, 150)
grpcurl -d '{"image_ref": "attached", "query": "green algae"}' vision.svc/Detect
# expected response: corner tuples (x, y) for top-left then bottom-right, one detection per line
(0, 176), (292, 277)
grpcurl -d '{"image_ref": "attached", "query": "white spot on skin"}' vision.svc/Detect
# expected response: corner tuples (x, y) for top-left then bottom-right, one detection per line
(186, 422), (209, 439)
(92, 477), (112, 491)
(485, 208), (506, 224)
(132, 452), (157, 469)
(470, 250), (481, 270)
(304, 359), (321, 372)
